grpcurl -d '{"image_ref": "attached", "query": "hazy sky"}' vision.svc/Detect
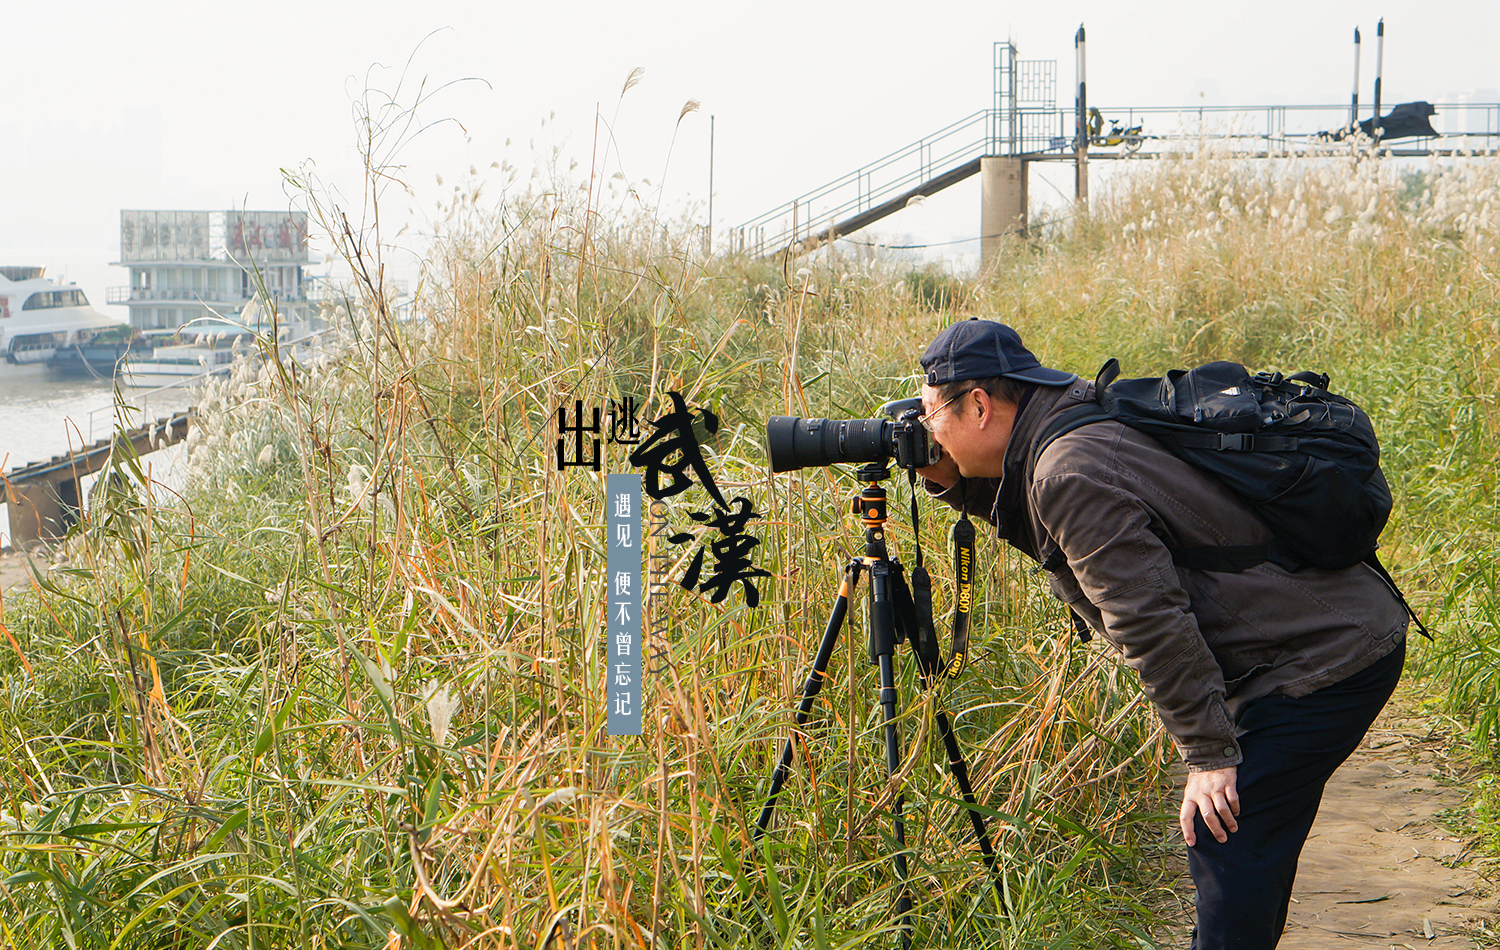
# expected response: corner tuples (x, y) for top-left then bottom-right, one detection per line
(4, 0), (1497, 308)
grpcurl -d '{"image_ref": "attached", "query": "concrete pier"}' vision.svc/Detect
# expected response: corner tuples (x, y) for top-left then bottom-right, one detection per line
(3, 410), (192, 550)
(980, 157), (1028, 272)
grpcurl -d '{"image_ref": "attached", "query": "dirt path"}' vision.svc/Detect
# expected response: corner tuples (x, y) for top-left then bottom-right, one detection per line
(1158, 704), (1497, 947)
(1278, 708), (1497, 948)
(0, 548), (49, 595)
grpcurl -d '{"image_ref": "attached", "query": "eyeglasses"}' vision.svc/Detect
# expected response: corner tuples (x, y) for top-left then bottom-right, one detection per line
(918, 388), (973, 433)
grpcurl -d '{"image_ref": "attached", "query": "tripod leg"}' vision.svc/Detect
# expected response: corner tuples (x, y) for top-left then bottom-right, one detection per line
(754, 559), (860, 839)
(889, 565), (1005, 905)
(869, 560), (913, 948)
(934, 710), (1004, 903)
(878, 652), (913, 946)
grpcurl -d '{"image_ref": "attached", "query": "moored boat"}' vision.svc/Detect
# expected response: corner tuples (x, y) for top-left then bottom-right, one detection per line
(0, 267), (130, 377)
(120, 301), (331, 388)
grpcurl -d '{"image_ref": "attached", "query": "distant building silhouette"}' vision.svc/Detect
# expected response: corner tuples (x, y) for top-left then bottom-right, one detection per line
(1443, 90), (1500, 136)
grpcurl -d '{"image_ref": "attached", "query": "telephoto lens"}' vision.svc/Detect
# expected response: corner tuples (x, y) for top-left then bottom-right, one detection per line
(765, 417), (892, 473)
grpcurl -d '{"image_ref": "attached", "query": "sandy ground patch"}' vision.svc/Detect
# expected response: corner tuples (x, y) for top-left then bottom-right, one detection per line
(0, 548), (49, 595)
(1161, 705), (1499, 947)
(1278, 710), (1498, 948)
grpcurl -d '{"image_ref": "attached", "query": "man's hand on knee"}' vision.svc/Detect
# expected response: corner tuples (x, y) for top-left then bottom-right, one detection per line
(1181, 766), (1240, 846)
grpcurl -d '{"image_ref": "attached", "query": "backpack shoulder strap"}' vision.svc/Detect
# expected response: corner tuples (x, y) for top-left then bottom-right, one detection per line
(1032, 402), (1114, 465)
(1030, 359), (1121, 468)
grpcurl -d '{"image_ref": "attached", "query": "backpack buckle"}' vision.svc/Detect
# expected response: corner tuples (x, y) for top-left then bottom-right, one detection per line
(1216, 433), (1254, 451)
(1288, 370), (1331, 392)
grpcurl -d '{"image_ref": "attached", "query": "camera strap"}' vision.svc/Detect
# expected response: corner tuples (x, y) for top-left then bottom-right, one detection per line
(906, 470), (974, 679)
(948, 483), (974, 679)
(899, 469), (941, 675)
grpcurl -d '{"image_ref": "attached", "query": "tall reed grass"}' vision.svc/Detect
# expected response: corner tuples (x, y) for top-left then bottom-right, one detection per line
(0, 132), (1497, 948)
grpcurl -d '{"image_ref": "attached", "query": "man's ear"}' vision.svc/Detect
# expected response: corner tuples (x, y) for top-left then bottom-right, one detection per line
(970, 386), (994, 428)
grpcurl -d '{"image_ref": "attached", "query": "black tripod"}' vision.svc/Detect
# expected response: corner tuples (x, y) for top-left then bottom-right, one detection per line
(753, 462), (1001, 947)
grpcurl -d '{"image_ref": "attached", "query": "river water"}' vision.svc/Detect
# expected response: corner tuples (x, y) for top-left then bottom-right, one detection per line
(1, 372), (195, 547)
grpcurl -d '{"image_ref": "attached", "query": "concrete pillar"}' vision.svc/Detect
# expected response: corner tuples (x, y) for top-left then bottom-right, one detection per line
(980, 157), (1028, 272)
(4, 479), (69, 550)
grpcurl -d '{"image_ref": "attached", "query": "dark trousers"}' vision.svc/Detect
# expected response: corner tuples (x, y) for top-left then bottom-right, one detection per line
(1188, 639), (1406, 950)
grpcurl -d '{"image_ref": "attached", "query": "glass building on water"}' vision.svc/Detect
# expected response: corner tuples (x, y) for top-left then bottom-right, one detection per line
(109, 210), (315, 332)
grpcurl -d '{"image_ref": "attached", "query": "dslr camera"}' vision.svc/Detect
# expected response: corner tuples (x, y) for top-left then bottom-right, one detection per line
(767, 397), (942, 473)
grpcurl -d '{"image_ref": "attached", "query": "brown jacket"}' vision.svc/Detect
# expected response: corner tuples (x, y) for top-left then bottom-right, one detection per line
(932, 380), (1408, 771)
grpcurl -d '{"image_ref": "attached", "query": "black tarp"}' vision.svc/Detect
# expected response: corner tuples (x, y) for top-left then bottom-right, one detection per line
(1359, 101), (1440, 139)
(1324, 101), (1439, 141)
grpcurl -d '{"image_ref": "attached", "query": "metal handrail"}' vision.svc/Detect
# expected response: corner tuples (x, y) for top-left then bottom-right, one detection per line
(737, 111), (991, 233)
(732, 100), (1500, 256)
(105, 288), (310, 304)
(734, 112), (996, 255)
(84, 374), (203, 444)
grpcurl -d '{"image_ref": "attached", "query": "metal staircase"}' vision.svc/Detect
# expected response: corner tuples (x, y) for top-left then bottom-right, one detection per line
(730, 43), (1068, 259)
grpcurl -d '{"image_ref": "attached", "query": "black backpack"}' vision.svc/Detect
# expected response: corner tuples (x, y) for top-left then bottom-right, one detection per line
(1034, 359), (1428, 637)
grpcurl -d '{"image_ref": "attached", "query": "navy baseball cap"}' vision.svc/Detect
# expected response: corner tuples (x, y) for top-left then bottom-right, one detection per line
(920, 318), (1077, 387)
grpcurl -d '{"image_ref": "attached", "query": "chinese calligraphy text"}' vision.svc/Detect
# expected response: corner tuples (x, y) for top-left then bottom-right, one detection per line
(559, 392), (771, 610)
(629, 392), (771, 609)
(606, 474), (641, 736)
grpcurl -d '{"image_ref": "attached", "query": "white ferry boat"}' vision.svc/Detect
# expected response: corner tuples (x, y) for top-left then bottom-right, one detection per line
(0, 266), (128, 376)
(121, 302), (330, 388)
(121, 321), (252, 387)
